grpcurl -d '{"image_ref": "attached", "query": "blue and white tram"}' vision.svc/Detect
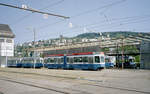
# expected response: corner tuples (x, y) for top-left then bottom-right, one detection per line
(66, 52), (105, 70)
(44, 54), (64, 69)
(22, 57), (43, 68)
(44, 52), (105, 70)
(7, 57), (22, 68)
(105, 56), (116, 68)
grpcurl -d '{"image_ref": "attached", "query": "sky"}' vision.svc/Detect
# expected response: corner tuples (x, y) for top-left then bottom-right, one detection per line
(0, 0), (150, 44)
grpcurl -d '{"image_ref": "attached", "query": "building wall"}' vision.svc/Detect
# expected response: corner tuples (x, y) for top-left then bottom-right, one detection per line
(0, 37), (14, 67)
(44, 46), (101, 56)
(0, 56), (6, 67)
(140, 41), (150, 69)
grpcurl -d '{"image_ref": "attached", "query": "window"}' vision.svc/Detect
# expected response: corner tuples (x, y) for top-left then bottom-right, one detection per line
(69, 58), (74, 64)
(95, 56), (100, 63)
(6, 39), (12, 43)
(74, 57), (82, 63)
(101, 56), (105, 63)
(105, 58), (110, 63)
(61, 58), (64, 63)
(67, 57), (69, 62)
(88, 57), (93, 64)
(50, 58), (54, 63)
(83, 57), (88, 63)
(58, 58), (61, 64)
(54, 58), (57, 63)
(23, 60), (33, 63)
(0, 39), (4, 42)
(36, 59), (42, 63)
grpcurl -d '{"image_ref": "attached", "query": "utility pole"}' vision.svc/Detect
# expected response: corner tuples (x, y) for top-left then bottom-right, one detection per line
(116, 43), (119, 68)
(121, 38), (124, 69)
(33, 28), (36, 69)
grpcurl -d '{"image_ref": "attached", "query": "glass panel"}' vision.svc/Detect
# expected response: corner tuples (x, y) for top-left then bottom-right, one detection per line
(69, 58), (73, 64)
(36, 59), (41, 63)
(95, 56), (100, 63)
(54, 58), (57, 64)
(0, 39), (4, 42)
(50, 58), (54, 63)
(61, 58), (64, 63)
(58, 58), (61, 64)
(67, 57), (69, 62)
(101, 56), (105, 63)
(83, 57), (88, 63)
(74, 57), (82, 63)
(105, 57), (110, 63)
(88, 57), (93, 64)
(6, 39), (12, 43)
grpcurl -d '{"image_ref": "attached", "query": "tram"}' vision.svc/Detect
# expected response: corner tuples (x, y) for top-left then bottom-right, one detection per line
(7, 57), (22, 68)
(44, 52), (105, 70)
(21, 57), (44, 68)
(105, 56), (116, 68)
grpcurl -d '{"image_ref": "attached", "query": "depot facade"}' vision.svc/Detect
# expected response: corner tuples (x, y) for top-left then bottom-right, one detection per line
(0, 24), (15, 67)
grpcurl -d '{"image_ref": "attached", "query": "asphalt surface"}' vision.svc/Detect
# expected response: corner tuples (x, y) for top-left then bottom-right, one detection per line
(0, 68), (150, 94)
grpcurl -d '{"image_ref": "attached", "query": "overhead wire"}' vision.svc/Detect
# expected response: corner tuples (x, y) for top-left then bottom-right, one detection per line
(55, 15), (150, 37)
(36, 0), (127, 40)
(54, 15), (150, 34)
(37, 0), (126, 30)
(10, 0), (65, 26)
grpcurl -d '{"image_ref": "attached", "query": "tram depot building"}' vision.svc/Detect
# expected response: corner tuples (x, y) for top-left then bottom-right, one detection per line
(0, 24), (15, 67)
(140, 41), (150, 69)
(0, 24), (150, 69)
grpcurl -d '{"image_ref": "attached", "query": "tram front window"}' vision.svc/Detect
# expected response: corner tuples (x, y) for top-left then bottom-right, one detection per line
(95, 56), (100, 63)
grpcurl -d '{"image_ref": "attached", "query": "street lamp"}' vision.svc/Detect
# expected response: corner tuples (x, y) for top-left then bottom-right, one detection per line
(27, 27), (36, 69)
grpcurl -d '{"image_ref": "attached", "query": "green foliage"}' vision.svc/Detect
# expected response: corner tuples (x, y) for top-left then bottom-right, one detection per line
(40, 53), (44, 58)
(101, 48), (109, 52)
(116, 45), (139, 54)
(75, 31), (149, 39)
(135, 55), (140, 63)
(123, 45), (139, 54)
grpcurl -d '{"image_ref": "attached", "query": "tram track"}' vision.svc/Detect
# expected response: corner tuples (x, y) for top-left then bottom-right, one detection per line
(0, 76), (70, 94)
(0, 72), (92, 94)
(0, 69), (150, 94)
(84, 83), (150, 94)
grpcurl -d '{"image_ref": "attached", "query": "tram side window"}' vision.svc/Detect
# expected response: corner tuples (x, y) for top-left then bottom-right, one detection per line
(44, 58), (49, 64)
(74, 57), (82, 63)
(88, 57), (93, 64)
(47, 58), (51, 63)
(83, 57), (88, 63)
(58, 58), (61, 64)
(61, 58), (64, 63)
(36, 59), (41, 63)
(54, 58), (57, 64)
(67, 57), (69, 63)
(50, 58), (54, 63)
(70, 58), (74, 64)
(95, 56), (100, 63)
(17, 60), (20, 63)
(105, 58), (110, 63)
(101, 56), (105, 63)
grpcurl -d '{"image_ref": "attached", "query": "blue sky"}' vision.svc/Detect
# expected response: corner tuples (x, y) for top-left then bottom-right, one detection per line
(0, 0), (150, 44)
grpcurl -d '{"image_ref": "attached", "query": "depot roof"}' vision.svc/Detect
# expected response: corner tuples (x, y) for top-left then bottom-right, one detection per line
(0, 24), (15, 38)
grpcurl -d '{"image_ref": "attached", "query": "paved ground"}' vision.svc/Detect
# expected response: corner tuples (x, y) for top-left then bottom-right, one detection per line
(0, 68), (150, 94)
